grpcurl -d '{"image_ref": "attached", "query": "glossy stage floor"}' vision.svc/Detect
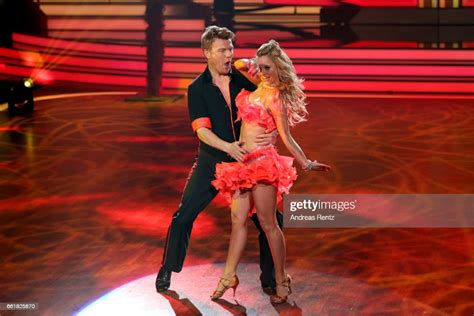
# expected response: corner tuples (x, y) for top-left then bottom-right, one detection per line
(0, 91), (473, 315)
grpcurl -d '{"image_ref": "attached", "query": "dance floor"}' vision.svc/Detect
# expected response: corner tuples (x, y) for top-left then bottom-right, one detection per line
(0, 92), (473, 315)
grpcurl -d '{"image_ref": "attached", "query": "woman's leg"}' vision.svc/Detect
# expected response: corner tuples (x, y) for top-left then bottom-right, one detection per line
(252, 184), (288, 297)
(222, 189), (253, 276)
(213, 189), (252, 294)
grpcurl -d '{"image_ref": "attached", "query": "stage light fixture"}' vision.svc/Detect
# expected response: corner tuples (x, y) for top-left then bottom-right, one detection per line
(23, 78), (34, 88)
(8, 78), (35, 116)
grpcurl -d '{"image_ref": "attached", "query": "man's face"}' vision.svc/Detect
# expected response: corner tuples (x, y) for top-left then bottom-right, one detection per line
(205, 38), (234, 75)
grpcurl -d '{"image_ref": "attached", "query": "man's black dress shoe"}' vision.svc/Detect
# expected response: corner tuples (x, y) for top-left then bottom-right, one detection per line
(260, 274), (276, 295)
(155, 266), (172, 292)
(262, 285), (276, 295)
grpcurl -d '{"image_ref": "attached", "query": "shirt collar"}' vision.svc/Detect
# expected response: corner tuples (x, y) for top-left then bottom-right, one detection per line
(204, 65), (235, 84)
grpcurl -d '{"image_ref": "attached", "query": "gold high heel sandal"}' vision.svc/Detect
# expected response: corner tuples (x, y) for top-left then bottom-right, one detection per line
(270, 274), (292, 304)
(210, 275), (239, 300)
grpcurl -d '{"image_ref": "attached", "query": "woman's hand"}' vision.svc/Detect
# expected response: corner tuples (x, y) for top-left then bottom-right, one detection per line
(255, 130), (278, 147)
(248, 58), (260, 79)
(234, 58), (261, 85)
(304, 160), (331, 172)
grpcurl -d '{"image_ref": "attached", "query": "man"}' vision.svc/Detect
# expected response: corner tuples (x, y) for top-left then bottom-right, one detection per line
(156, 26), (283, 294)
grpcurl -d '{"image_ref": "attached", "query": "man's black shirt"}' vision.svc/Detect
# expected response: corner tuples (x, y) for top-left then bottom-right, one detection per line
(188, 66), (256, 161)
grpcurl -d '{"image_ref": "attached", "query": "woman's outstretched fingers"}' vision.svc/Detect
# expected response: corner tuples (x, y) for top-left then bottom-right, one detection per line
(312, 161), (331, 172)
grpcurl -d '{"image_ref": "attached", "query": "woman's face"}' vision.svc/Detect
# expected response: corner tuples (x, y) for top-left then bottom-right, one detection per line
(257, 55), (279, 85)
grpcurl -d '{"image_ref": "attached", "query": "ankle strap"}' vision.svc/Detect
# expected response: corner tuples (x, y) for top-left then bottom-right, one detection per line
(277, 276), (291, 286)
(219, 275), (236, 282)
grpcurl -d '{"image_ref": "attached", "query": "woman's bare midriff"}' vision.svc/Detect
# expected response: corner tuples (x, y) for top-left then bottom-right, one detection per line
(240, 122), (270, 152)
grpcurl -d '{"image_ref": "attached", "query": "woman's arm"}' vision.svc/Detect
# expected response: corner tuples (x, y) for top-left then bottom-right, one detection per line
(234, 58), (261, 86)
(268, 93), (330, 171)
(273, 106), (309, 169)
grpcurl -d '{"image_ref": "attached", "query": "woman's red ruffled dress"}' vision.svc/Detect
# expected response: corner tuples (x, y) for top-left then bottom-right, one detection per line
(211, 88), (297, 208)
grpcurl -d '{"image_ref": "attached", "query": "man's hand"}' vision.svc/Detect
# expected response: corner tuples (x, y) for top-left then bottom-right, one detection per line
(225, 141), (249, 162)
(255, 130), (278, 147)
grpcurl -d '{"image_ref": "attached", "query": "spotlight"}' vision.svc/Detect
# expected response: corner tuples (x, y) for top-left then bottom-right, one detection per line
(23, 78), (34, 88)
(8, 78), (35, 116)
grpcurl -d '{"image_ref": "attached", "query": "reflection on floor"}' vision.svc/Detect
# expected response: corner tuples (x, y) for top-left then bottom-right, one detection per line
(77, 264), (446, 316)
(0, 93), (473, 315)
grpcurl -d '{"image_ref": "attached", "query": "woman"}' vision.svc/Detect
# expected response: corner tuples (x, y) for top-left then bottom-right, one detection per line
(210, 40), (331, 304)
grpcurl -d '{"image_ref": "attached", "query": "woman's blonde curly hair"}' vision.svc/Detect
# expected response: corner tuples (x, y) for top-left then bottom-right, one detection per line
(257, 40), (308, 126)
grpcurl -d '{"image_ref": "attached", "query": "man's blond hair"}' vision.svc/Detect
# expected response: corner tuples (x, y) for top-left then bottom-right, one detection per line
(201, 25), (235, 51)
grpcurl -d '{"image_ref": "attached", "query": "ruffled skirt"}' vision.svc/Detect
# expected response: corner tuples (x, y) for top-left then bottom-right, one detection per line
(212, 146), (297, 207)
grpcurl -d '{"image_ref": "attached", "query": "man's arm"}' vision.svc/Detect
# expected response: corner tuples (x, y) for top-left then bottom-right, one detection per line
(196, 127), (248, 162)
(188, 83), (247, 162)
(188, 84), (212, 132)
